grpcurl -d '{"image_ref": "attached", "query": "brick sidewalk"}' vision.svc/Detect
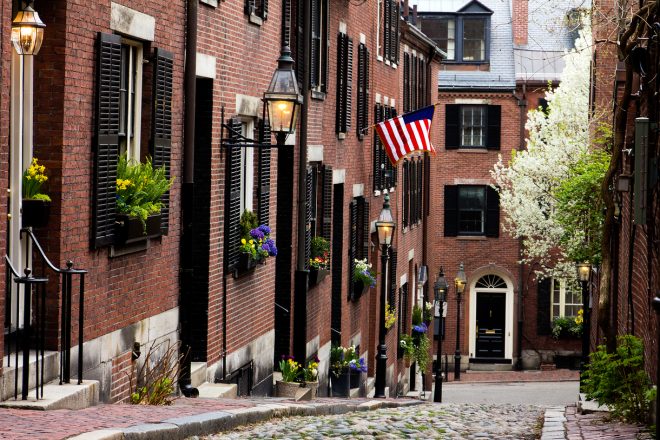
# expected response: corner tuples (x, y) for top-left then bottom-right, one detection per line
(563, 405), (652, 440)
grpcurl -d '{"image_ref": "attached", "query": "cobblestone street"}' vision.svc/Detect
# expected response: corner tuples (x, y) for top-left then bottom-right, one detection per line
(200, 403), (544, 439)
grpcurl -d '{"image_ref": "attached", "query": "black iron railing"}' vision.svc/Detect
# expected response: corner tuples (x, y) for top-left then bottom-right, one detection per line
(4, 228), (87, 400)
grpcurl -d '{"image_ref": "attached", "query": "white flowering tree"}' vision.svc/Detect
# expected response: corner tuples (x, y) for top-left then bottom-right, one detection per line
(491, 24), (606, 281)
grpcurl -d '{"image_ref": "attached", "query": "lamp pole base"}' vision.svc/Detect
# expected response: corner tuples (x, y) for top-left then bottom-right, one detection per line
(374, 343), (388, 398)
(454, 352), (461, 381)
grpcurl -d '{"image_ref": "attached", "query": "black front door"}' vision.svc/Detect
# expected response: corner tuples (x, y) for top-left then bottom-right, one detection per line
(475, 292), (506, 358)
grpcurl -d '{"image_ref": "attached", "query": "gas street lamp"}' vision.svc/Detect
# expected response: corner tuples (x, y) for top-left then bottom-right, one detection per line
(433, 268), (448, 402)
(263, 45), (302, 145)
(577, 262), (591, 386)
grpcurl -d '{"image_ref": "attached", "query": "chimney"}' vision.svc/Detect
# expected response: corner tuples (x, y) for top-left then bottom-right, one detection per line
(412, 5), (417, 26)
(403, 0), (409, 19)
(512, 0), (528, 46)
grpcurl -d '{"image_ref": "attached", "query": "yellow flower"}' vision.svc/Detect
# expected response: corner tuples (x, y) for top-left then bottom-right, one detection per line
(241, 238), (247, 245)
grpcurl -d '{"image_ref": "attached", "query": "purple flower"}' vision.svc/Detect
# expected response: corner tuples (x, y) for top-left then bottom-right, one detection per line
(265, 238), (277, 256)
(258, 224), (271, 235)
(250, 228), (265, 240)
(349, 357), (367, 372)
(412, 323), (428, 334)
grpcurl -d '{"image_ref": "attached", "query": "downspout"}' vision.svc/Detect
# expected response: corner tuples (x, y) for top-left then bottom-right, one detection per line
(293, 0), (310, 363)
(180, 0), (198, 397)
(513, 84), (526, 370)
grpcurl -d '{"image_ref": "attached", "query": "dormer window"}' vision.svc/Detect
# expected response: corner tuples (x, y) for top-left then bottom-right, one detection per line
(418, 1), (492, 63)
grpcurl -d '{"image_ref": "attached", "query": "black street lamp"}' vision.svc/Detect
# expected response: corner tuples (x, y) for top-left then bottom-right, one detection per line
(374, 194), (395, 398)
(652, 295), (660, 440)
(577, 262), (591, 386)
(454, 263), (466, 381)
(263, 45), (302, 145)
(433, 268), (448, 402)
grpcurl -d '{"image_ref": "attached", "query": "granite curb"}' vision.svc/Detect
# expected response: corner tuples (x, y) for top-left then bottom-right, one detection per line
(67, 398), (424, 440)
(540, 405), (568, 440)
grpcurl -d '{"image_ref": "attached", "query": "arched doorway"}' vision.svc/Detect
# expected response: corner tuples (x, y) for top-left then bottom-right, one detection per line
(468, 273), (514, 363)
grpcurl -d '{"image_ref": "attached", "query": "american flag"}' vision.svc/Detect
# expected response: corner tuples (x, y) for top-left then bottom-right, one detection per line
(375, 105), (436, 165)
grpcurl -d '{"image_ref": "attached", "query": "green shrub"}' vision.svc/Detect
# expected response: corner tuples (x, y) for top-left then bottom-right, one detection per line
(582, 334), (652, 423)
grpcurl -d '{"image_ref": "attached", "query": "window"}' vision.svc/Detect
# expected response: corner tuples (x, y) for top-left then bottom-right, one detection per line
(419, 4), (491, 63)
(372, 103), (397, 192)
(402, 157), (423, 229)
(240, 120), (255, 214)
(382, 0), (400, 65)
(310, 0), (329, 94)
(305, 163), (332, 272)
(93, 33), (173, 248)
(445, 104), (500, 150)
(444, 185), (499, 237)
(403, 53), (428, 113)
(348, 196), (370, 300)
(336, 32), (353, 136)
(118, 40), (143, 161)
(551, 279), (581, 319)
(245, 0), (268, 22)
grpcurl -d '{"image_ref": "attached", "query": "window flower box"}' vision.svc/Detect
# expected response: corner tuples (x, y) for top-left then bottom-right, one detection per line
(115, 214), (161, 244)
(233, 252), (258, 278)
(309, 268), (329, 286)
(22, 199), (51, 228)
(352, 279), (369, 297)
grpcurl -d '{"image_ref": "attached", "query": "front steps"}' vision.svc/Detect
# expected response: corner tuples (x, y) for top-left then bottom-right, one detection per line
(190, 362), (237, 399)
(1, 350), (60, 401)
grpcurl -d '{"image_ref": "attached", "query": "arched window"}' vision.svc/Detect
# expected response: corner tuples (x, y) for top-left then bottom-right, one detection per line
(475, 274), (507, 289)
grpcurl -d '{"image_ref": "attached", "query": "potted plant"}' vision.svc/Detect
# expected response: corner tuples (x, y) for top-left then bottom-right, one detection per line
(352, 258), (376, 298)
(301, 356), (320, 398)
(348, 354), (367, 389)
(309, 236), (330, 286)
(399, 305), (431, 373)
(329, 345), (356, 397)
(234, 210), (277, 277)
(384, 302), (396, 330)
(551, 310), (583, 339)
(22, 157), (51, 228)
(423, 301), (434, 325)
(115, 154), (174, 243)
(275, 355), (302, 398)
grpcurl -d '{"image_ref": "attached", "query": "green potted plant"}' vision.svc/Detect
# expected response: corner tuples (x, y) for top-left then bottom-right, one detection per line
(234, 210), (277, 277)
(352, 258), (376, 298)
(309, 236), (330, 286)
(551, 310), (583, 339)
(329, 345), (361, 397)
(22, 157), (51, 228)
(115, 154), (173, 243)
(275, 355), (303, 398)
(301, 356), (320, 398)
(399, 305), (431, 373)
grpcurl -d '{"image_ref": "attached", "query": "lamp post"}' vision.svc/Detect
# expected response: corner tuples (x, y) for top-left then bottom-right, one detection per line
(263, 45), (302, 146)
(374, 194), (395, 398)
(577, 262), (591, 386)
(652, 295), (660, 440)
(454, 263), (466, 380)
(433, 268), (448, 402)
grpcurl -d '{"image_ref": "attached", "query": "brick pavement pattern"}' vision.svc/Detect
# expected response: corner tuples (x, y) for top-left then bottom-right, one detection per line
(563, 405), (652, 440)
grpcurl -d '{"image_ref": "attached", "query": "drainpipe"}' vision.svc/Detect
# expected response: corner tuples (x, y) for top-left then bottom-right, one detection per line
(179, 0), (198, 397)
(513, 85), (526, 370)
(292, 0), (310, 363)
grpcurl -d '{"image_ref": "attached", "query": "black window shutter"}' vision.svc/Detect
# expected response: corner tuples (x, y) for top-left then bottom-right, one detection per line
(393, 0), (400, 64)
(152, 47), (174, 235)
(444, 185), (458, 237)
(295, 1), (305, 88)
(310, 0), (320, 87)
(225, 118), (244, 270)
(360, 198), (370, 261)
(261, 0), (268, 20)
(345, 37), (354, 131)
(537, 278), (552, 335)
(411, 55), (417, 110)
(348, 200), (358, 299)
(258, 120), (272, 225)
(93, 32), (122, 248)
(245, 0), (256, 16)
(418, 157), (424, 222)
(336, 32), (346, 134)
(383, 0), (390, 61)
(357, 43), (367, 140)
(322, 165), (333, 241)
(445, 104), (460, 149)
(321, 0), (329, 92)
(487, 105), (501, 150)
(402, 160), (409, 227)
(403, 53), (410, 113)
(373, 103), (382, 191)
(485, 186), (500, 237)
(363, 47), (369, 134)
(413, 159), (418, 223)
(305, 167), (313, 269)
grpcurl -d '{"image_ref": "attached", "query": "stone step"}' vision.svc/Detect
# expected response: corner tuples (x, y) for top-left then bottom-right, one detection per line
(0, 380), (99, 410)
(1, 351), (60, 401)
(190, 362), (207, 388)
(467, 363), (513, 372)
(197, 382), (238, 399)
(578, 392), (610, 414)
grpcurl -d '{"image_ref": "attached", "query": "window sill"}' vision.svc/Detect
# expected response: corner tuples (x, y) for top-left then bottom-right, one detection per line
(337, 132), (347, 140)
(456, 235), (487, 241)
(311, 90), (326, 100)
(248, 13), (264, 26)
(110, 240), (150, 257)
(454, 148), (488, 153)
(200, 0), (218, 7)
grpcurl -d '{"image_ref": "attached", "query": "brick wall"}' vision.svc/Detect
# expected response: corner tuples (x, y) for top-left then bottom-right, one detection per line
(110, 351), (133, 403)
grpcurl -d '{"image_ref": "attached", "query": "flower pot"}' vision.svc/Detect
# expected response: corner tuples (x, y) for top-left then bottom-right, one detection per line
(275, 380), (303, 398)
(115, 214), (161, 244)
(233, 252), (258, 278)
(352, 280), (369, 299)
(309, 268), (329, 286)
(22, 199), (51, 228)
(303, 380), (319, 399)
(330, 370), (350, 397)
(350, 370), (361, 389)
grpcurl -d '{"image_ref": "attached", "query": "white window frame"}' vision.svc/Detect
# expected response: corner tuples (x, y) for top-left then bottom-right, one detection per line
(119, 38), (143, 162)
(376, 0), (383, 61)
(460, 106), (486, 147)
(551, 279), (581, 320)
(240, 119), (255, 214)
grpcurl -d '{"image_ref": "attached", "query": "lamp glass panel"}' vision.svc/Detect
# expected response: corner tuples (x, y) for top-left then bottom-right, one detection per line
(376, 222), (394, 246)
(267, 100), (294, 133)
(577, 263), (590, 281)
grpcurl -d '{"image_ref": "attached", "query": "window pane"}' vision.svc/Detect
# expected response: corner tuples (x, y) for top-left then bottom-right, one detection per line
(463, 18), (486, 61)
(458, 186), (485, 234)
(422, 18), (455, 60)
(552, 305), (560, 319)
(460, 106), (485, 147)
